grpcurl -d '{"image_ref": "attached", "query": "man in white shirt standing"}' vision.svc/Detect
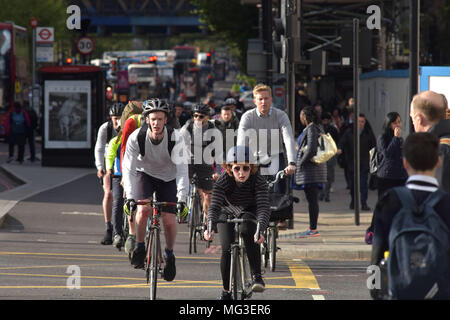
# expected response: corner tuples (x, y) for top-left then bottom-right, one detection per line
(122, 99), (189, 281)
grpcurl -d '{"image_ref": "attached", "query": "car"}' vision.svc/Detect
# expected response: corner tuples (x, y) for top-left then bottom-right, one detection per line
(239, 90), (255, 109)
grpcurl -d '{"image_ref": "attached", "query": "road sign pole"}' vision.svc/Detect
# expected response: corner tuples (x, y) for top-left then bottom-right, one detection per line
(353, 18), (360, 226)
(32, 28), (36, 85)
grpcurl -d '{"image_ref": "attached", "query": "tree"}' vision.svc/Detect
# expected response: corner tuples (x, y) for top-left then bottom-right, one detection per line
(0, 0), (70, 39)
(190, 0), (258, 71)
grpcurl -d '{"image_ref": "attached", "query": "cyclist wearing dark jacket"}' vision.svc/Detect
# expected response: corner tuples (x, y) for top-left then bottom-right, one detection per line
(205, 146), (270, 300)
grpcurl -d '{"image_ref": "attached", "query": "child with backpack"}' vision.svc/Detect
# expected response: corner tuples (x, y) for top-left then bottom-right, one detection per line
(370, 132), (450, 300)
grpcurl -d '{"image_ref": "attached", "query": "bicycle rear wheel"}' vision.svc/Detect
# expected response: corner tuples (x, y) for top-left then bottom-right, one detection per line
(149, 228), (160, 300)
(268, 227), (277, 272)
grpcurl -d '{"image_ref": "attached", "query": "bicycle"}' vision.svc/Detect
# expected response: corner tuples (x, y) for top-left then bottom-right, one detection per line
(260, 170), (294, 272)
(134, 199), (177, 300)
(213, 214), (260, 300)
(187, 173), (212, 254)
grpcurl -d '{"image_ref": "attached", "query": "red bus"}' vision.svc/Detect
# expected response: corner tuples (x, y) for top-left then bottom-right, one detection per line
(0, 22), (30, 136)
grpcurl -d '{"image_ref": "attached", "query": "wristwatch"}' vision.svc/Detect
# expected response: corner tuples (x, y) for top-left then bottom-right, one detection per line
(289, 162), (296, 166)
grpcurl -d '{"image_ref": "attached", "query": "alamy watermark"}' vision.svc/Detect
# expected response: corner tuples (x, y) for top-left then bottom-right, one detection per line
(66, 5), (81, 30)
(66, 265), (81, 289)
(366, 5), (381, 30)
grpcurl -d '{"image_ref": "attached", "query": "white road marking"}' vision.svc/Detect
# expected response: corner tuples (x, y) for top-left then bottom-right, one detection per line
(61, 211), (103, 216)
(312, 295), (325, 300)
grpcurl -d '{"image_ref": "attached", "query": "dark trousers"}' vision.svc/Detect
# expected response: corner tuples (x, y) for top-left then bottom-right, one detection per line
(304, 185), (320, 230)
(8, 133), (26, 162)
(112, 177), (124, 236)
(27, 129), (36, 161)
(348, 169), (369, 206)
(217, 212), (261, 291)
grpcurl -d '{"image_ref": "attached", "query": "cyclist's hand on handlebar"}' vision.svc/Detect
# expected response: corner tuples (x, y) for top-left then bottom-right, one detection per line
(204, 229), (214, 241)
(176, 202), (188, 221)
(284, 164), (296, 176)
(254, 232), (265, 244)
(124, 199), (137, 216)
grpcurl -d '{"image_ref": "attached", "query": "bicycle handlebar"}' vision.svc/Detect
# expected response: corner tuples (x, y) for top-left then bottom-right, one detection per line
(136, 200), (177, 207)
(267, 170), (286, 188)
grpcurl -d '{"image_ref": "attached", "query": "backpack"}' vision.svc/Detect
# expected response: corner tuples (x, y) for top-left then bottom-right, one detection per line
(137, 123), (176, 158)
(369, 147), (380, 175)
(387, 187), (450, 300)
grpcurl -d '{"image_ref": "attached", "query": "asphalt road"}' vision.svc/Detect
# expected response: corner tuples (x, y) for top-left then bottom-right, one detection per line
(0, 173), (371, 301)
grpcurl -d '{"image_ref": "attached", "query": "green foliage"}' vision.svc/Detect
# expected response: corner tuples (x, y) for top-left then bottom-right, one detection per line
(0, 0), (70, 39)
(189, 0), (258, 71)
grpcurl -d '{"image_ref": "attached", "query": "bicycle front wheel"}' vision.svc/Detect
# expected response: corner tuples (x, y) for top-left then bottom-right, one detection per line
(189, 195), (200, 254)
(149, 228), (160, 300)
(230, 246), (243, 300)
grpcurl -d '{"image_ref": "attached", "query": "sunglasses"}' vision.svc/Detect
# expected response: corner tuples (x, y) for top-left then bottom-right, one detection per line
(232, 165), (251, 173)
(193, 114), (205, 119)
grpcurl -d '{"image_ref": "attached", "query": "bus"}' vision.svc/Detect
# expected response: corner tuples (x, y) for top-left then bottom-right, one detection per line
(0, 22), (30, 137)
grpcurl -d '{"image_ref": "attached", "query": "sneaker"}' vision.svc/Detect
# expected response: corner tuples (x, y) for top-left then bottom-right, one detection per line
(251, 274), (265, 293)
(365, 230), (374, 245)
(218, 291), (232, 300)
(131, 246), (146, 269)
(100, 229), (113, 245)
(298, 228), (320, 238)
(362, 204), (372, 211)
(163, 253), (176, 281)
(124, 235), (136, 256)
(112, 234), (123, 250)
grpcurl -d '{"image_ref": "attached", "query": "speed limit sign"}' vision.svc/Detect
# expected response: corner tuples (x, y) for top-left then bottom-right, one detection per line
(76, 36), (95, 55)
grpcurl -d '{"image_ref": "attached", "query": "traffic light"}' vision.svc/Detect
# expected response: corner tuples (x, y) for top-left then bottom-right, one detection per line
(206, 52), (211, 64)
(106, 85), (113, 100)
(110, 60), (117, 76)
(65, 57), (73, 65)
(273, 17), (286, 59)
(149, 55), (157, 64)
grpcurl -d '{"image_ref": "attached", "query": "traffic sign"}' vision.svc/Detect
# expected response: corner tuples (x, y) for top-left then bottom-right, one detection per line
(29, 18), (38, 29)
(76, 36), (95, 55)
(36, 27), (54, 43)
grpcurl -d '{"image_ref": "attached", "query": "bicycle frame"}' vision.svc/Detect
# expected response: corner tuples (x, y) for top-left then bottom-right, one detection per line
(136, 199), (176, 300)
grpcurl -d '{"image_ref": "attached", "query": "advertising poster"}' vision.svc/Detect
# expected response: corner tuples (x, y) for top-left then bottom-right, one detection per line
(44, 80), (91, 148)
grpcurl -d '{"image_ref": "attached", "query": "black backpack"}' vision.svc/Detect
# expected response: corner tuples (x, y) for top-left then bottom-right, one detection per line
(137, 122), (176, 157)
(387, 187), (450, 299)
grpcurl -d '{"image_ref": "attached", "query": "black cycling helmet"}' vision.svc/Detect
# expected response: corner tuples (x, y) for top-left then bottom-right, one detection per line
(224, 97), (237, 106)
(192, 103), (210, 115)
(226, 146), (256, 164)
(109, 102), (125, 117)
(142, 98), (169, 117)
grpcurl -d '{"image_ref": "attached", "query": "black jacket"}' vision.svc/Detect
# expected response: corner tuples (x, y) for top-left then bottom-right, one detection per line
(429, 119), (450, 193)
(376, 134), (408, 180)
(338, 123), (376, 172)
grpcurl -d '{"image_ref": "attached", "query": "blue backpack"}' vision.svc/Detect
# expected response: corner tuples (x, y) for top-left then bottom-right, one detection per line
(387, 187), (450, 299)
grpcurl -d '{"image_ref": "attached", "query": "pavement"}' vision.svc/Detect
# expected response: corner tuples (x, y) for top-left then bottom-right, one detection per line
(0, 138), (374, 261)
